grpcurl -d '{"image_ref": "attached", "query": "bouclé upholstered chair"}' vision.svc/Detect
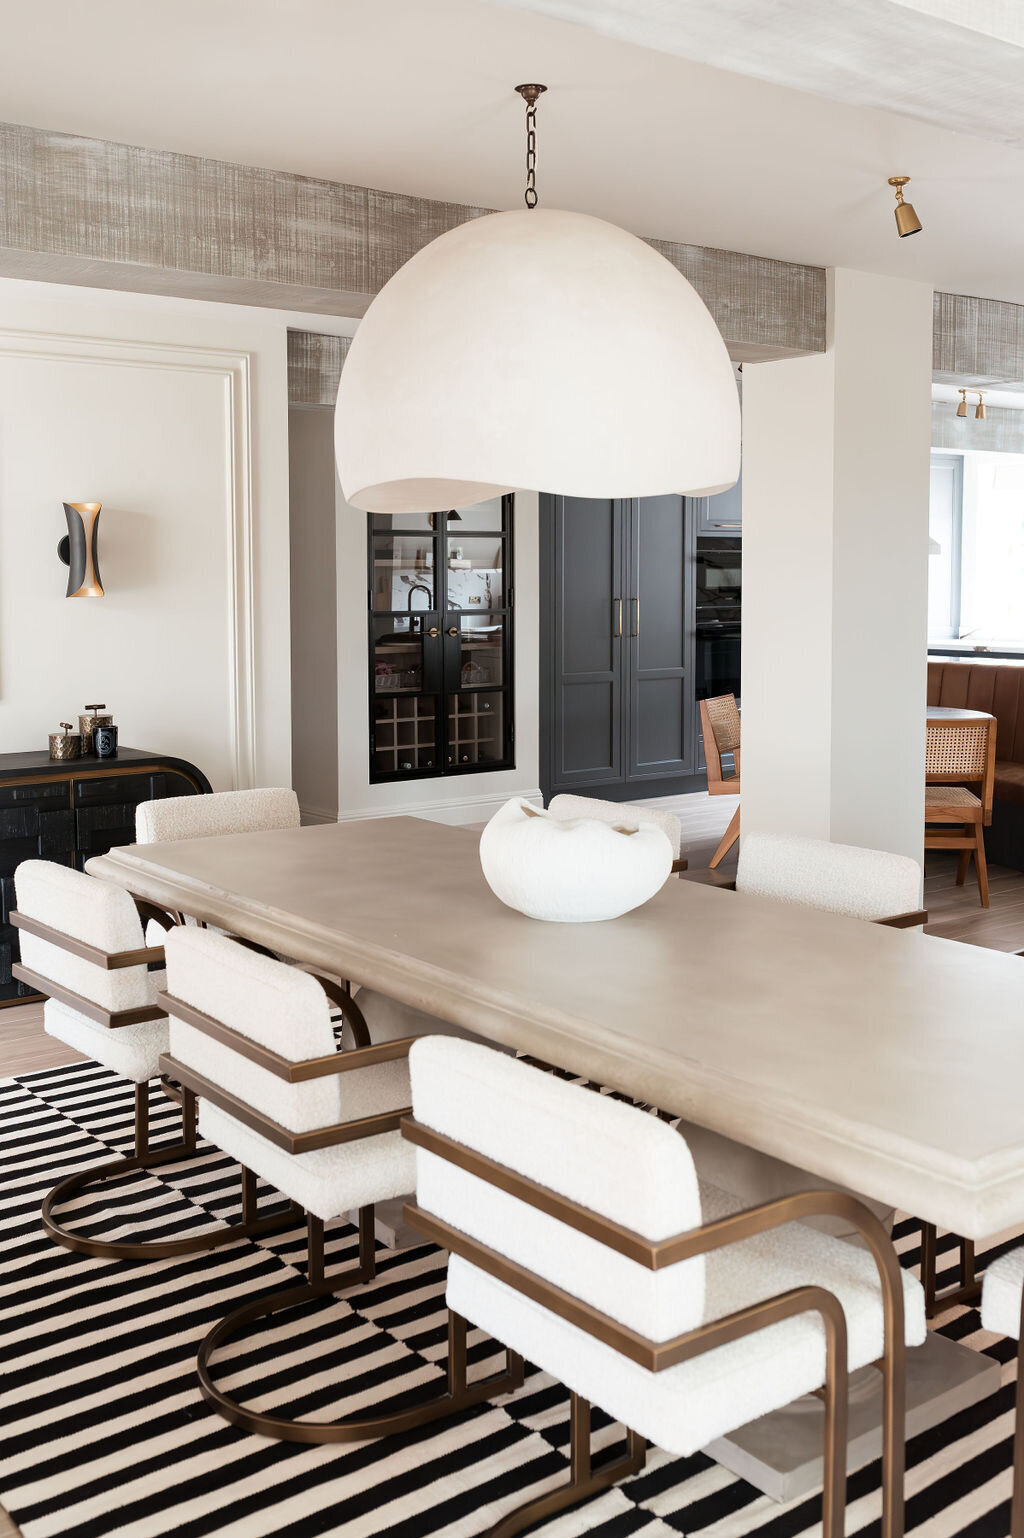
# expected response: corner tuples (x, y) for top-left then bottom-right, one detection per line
(159, 927), (522, 1442)
(403, 1037), (924, 1538)
(10, 861), (297, 1259)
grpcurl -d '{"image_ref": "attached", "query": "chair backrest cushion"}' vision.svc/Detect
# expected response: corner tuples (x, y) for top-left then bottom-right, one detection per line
(14, 860), (159, 1015)
(136, 788), (300, 844)
(164, 927), (408, 1133)
(409, 1036), (705, 1343)
(736, 831), (920, 920)
(548, 793), (681, 860)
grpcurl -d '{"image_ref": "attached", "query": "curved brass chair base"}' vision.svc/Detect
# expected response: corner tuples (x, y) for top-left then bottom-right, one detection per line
(488, 1395), (646, 1538)
(198, 1211), (524, 1444)
(42, 1146), (303, 1261)
(42, 1082), (302, 1261)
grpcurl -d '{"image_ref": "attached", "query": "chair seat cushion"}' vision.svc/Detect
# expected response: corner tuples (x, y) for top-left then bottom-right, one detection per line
(925, 785), (982, 810)
(198, 1101), (417, 1223)
(44, 998), (168, 1084)
(995, 761), (1024, 806)
(981, 1247), (1024, 1338)
(446, 1181), (925, 1458)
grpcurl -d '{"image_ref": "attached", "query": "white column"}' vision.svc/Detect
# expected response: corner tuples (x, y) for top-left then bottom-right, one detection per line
(740, 268), (933, 863)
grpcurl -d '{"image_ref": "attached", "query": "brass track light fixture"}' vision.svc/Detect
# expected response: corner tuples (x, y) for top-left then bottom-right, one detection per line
(888, 176), (922, 237)
(976, 391), (987, 420)
(956, 390), (969, 418)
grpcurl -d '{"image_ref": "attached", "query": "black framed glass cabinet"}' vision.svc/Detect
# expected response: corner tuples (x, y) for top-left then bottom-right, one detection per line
(367, 496), (514, 782)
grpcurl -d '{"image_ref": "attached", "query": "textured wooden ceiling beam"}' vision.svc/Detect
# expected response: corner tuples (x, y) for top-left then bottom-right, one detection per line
(0, 121), (824, 359)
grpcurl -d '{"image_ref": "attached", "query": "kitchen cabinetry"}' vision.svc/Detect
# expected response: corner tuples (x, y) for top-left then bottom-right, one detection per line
(541, 495), (694, 797)
(695, 469), (743, 534)
(367, 497), (514, 782)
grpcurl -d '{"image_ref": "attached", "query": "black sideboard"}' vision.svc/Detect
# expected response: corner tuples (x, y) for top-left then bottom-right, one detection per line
(0, 747), (211, 1007)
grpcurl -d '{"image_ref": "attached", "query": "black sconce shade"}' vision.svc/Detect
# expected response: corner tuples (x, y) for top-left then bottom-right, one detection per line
(58, 502), (104, 598)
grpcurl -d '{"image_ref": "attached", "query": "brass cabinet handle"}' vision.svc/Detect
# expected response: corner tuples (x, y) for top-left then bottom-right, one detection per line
(613, 598), (623, 638)
(426, 627), (440, 638)
(447, 626), (460, 636)
(631, 598), (640, 637)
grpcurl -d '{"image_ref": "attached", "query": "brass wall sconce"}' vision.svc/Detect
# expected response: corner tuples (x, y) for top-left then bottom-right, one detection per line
(58, 502), (104, 598)
(976, 392), (987, 420)
(956, 390), (969, 418)
(888, 176), (922, 237)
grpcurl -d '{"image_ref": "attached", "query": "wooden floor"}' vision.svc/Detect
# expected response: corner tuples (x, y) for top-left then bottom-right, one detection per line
(0, 799), (1020, 1538)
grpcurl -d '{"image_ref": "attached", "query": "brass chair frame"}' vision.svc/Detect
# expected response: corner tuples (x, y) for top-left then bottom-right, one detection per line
(10, 909), (365, 1261)
(400, 1118), (908, 1538)
(162, 993), (523, 1442)
(699, 695), (741, 869)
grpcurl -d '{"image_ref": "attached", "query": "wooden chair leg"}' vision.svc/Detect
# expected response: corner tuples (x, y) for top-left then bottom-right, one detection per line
(956, 849), (971, 886)
(974, 827), (990, 908)
(709, 805), (740, 869)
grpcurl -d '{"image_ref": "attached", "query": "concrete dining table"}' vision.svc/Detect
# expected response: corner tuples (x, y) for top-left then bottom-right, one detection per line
(86, 815), (1019, 1499)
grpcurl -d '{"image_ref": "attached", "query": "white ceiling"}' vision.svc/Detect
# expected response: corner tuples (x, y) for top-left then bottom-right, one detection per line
(494, 0), (1024, 144)
(1, 0), (1023, 303)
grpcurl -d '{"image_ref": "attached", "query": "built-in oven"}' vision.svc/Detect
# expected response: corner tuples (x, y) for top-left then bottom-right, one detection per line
(696, 621), (741, 701)
(696, 539), (741, 703)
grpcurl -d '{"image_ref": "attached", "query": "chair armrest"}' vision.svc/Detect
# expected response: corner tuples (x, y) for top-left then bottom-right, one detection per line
(157, 990), (413, 1081)
(159, 1051), (412, 1155)
(10, 910), (165, 970)
(875, 910), (928, 928)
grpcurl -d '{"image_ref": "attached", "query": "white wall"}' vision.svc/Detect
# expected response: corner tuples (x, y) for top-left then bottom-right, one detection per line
(741, 267), (933, 864)
(0, 279), (292, 789)
(336, 486), (541, 823)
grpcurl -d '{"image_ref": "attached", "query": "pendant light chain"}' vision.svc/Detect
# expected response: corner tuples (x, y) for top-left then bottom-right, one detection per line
(515, 84), (547, 209)
(525, 99), (538, 207)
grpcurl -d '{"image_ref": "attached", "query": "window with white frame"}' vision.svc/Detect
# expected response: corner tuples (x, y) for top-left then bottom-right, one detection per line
(928, 449), (1024, 646)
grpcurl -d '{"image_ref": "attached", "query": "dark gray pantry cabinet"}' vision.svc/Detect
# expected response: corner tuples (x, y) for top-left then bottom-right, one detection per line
(540, 495), (698, 800)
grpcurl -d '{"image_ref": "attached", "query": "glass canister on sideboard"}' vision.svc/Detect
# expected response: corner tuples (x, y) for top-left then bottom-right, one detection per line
(94, 722), (119, 758)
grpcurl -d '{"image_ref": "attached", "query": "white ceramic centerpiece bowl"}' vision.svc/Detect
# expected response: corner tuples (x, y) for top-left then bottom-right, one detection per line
(479, 797), (674, 922)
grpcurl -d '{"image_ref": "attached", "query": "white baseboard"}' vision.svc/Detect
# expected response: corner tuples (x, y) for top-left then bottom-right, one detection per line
(299, 804), (339, 826)
(335, 787), (543, 828)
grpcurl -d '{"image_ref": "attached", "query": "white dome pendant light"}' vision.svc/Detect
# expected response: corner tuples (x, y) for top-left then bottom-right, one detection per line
(335, 84), (740, 514)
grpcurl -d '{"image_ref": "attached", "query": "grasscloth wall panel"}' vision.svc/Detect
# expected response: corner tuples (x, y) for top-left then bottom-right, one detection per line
(287, 332), (351, 407)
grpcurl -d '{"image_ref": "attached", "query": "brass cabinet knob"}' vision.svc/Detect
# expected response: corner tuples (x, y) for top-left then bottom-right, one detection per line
(426, 627), (440, 637)
(447, 626), (460, 636)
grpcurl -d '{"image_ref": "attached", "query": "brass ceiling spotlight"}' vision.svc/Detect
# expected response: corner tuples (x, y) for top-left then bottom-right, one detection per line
(976, 391), (987, 420)
(956, 389), (969, 418)
(888, 176), (922, 237)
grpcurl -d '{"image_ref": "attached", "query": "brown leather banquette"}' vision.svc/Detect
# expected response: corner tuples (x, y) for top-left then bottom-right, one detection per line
(927, 659), (1024, 805)
(928, 659), (1024, 867)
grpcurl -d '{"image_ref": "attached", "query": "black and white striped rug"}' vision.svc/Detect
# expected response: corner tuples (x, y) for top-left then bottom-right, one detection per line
(1, 1060), (1020, 1538)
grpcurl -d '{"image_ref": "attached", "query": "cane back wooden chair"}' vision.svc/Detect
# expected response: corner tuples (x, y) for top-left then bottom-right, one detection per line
(981, 1249), (1024, 1538)
(924, 715), (996, 908)
(403, 1037), (925, 1538)
(9, 860), (309, 1260)
(159, 927), (522, 1443)
(699, 693), (740, 868)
